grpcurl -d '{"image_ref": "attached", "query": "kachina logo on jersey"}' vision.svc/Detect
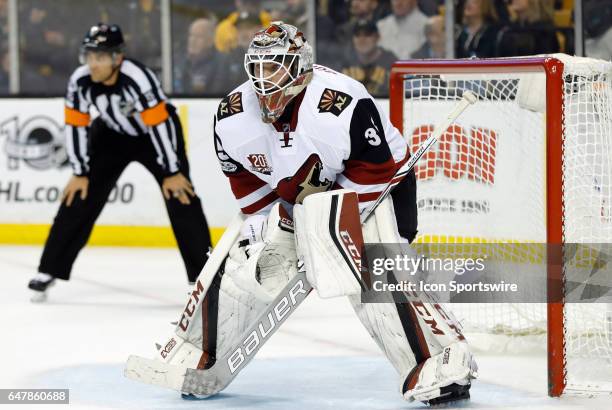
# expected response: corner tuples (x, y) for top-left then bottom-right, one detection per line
(0, 116), (68, 171)
(317, 88), (353, 116)
(217, 92), (243, 120)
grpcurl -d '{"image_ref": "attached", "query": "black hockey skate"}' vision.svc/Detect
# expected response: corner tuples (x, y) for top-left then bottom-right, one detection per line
(28, 273), (56, 302)
(424, 383), (471, 406)
(181, 393), (211, 400)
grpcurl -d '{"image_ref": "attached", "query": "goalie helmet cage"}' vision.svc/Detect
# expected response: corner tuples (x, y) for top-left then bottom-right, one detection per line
(389, 54), (612, 397)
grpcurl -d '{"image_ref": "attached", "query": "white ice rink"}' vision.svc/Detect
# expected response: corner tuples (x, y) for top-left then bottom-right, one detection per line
(2, 245), (611, 410)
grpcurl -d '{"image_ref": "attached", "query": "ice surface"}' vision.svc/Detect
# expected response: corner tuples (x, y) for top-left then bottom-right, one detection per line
(2, 245), (611, 409)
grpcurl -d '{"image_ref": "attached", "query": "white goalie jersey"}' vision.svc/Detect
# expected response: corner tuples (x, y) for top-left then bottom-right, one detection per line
(214, 64), (418, 241)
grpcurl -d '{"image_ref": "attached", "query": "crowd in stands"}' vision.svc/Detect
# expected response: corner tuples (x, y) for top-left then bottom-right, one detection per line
(174, 2), (271, 94)
(583, 0), (612, 59)
(317, 0), (589, 96)
(1, 0), (9, 93)
(15, 0), (164, 94)
(172, 0), (313, 94)
(0, 0), (610, 97)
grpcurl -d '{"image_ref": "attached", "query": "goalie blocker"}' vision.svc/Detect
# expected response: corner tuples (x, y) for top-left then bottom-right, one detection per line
(125, 190), (477, 404)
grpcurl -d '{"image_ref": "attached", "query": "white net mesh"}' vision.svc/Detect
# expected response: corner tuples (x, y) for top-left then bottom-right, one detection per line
(398, 54), (612, 394)
(557, 54), (612, 393)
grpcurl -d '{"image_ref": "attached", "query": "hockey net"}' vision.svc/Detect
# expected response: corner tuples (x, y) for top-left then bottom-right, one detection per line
(390, 54), (612, 396)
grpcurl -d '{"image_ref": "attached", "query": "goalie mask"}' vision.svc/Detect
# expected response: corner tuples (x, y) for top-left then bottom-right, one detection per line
(244, 22), (313, 123)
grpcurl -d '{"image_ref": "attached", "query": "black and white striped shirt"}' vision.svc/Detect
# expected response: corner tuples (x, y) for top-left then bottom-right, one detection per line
(64, 58), (179, 176)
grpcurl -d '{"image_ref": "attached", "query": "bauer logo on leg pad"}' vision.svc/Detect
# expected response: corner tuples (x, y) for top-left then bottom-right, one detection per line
(226, 279), (308, 374)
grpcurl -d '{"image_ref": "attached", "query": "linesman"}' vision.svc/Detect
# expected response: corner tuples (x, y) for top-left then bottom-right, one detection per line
(28, 23), (212, 300)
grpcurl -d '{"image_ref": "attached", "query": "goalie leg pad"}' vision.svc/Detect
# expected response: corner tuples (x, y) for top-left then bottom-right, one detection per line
(347, 197), (477, 402)
(162, 204), (299, 373)
(294, 189), (365, 298)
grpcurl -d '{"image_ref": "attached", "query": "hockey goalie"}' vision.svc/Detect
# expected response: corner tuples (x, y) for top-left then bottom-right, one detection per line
(125, 21), (477, 405)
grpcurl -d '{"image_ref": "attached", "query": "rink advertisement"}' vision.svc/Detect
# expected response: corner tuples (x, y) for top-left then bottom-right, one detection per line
(405, 100), (548, 243)
(0, 98), (238, 245)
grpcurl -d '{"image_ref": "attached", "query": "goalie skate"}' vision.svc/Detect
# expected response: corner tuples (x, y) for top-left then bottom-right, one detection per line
(402, 342), (477, 405)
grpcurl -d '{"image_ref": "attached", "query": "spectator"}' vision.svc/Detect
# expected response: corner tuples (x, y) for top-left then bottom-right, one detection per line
(341, 20), (398, 96)
(0, 0), (7, 92)
(493, 0), (510, 24)
(0, 0), (7, 37)
(178, 16), (231, 94)
(326, 0), (390, 24)
(349, 0), (381, 21)
(214, 0), (271, 53)
(374, 0), (392, 20)
(456, 0), (499, 58)
(495, 0), (559, 56)
(217, 14), (263, 92)
(418, 0), (442, 16)
(326, 0), (351, 24)
(121, 0), (162, 73)
(270, 0), (308, 27)
(0, 47), (8, 93)
(586, 27), (612, 61)
(170, 2), (215, 67)
(20, 4), (76, 94)
(411, 15), (446, 58)
(336, 0), (380, 47)
(316, 5), (345, 71)
(584, 0), (612, 60)
(377, 0), (428, 59)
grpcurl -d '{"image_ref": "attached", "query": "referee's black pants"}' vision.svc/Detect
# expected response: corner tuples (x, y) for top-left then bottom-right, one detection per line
(38, 110), (212, 283)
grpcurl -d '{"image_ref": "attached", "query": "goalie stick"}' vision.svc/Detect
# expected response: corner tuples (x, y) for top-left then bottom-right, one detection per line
(124, 91), (477, 396)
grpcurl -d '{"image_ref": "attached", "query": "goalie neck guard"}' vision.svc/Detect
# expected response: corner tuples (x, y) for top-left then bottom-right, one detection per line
(244, 21), (313, 123)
